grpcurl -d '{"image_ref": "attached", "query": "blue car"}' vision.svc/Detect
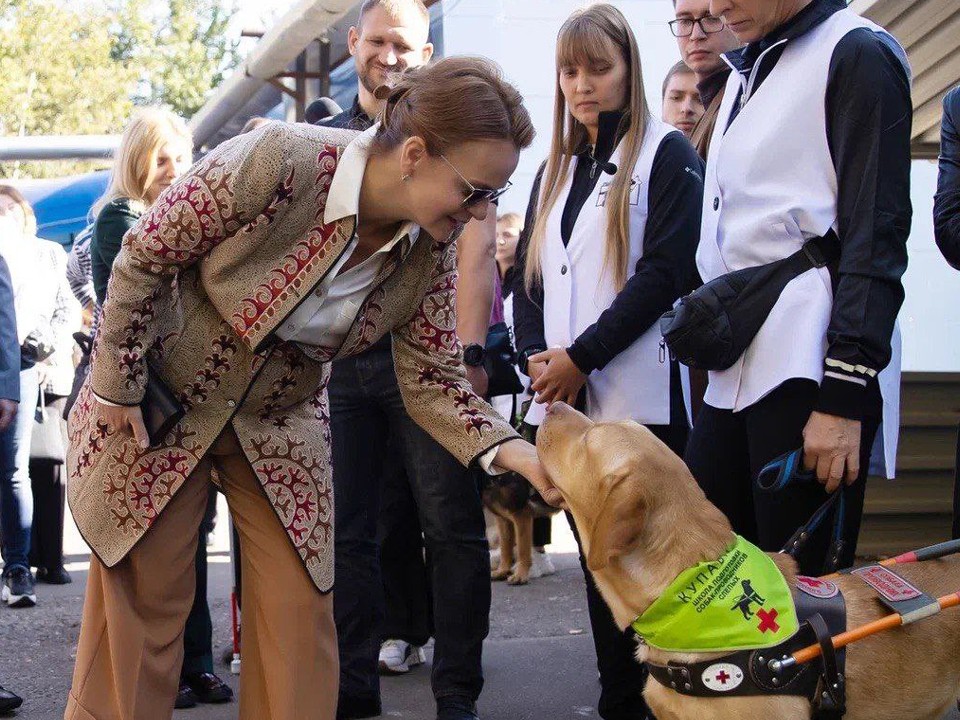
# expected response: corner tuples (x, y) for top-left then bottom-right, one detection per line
(21, 171), (109, 248)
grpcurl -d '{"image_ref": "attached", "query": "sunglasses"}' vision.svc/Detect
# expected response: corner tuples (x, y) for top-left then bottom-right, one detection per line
(439, 154), (512, 208)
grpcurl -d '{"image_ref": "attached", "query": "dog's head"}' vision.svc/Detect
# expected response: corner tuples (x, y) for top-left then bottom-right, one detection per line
(537, 403), (726, 577)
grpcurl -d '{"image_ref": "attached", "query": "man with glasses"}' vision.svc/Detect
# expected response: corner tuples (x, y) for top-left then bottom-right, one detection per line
(315, 2), (501, 719)
(669, 0), (741, 159)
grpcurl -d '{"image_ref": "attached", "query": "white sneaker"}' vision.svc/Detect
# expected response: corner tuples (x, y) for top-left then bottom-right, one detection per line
(528, 551), (556, 579)
(378, 639), (426, 675)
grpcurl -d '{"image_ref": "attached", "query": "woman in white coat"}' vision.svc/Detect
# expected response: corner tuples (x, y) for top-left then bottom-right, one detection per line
(511, 5), (703, 719)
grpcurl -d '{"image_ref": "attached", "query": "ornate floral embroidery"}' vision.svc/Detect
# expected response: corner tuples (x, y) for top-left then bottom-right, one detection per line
(179, 326), (239, 410)
(231, 147), (341, 341)
(246, 434), (333, 565)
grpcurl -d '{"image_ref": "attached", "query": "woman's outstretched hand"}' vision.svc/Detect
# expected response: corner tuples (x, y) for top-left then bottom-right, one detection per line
(98, 401), (151, 449)
(493, 438), (565, 509)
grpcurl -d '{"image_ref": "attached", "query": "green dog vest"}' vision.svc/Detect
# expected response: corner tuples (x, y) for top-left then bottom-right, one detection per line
(631, 534), (799, 652)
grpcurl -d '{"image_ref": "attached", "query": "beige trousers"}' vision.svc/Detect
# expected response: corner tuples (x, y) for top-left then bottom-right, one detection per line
(64, 427), (338, 720)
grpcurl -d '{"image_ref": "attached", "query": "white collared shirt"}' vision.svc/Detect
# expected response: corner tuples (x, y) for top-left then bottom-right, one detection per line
(275, 125), (420, 347)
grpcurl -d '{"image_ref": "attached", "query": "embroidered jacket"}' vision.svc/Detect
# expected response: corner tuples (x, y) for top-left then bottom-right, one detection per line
(67, 122), (517, 592)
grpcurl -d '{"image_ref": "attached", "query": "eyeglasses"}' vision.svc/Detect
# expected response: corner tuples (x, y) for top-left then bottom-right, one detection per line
(668, 15), (726, 37)
(439, 154), (512, 208)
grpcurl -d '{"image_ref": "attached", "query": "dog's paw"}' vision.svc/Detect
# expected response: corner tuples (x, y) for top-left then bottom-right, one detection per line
(491, 567), (511, 582)
(507, 566), (531, 585)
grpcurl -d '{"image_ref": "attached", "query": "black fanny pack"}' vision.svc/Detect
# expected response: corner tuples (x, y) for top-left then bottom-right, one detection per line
(659, 231), (839, 371)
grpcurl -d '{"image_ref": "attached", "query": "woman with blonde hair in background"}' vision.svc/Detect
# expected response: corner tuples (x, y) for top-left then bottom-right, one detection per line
(89, 108), (235, 708)
(512, 5), (703, 718)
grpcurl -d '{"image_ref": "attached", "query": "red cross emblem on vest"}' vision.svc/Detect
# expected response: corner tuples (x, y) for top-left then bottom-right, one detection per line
(756, 608), (780, 633)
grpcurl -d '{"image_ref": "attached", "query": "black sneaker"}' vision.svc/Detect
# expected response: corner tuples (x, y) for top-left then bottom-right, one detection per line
(0, 684), (23, 713)
(2, 566), (36, 608)
(175, 681), (198, 709)
(336, 694), (381, 720)
(182, 672), (233, 704)
(35, 565), (72, 585)
(437, 697), (479, 720)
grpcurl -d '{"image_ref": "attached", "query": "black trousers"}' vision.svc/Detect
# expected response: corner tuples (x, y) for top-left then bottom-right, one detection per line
(567, 364), (688, 720)
(684, 378), (882, 576)
(181, 486), (218, 677)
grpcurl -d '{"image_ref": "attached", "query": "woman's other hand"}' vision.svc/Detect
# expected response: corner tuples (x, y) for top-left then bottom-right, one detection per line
(98, 401), (151, 449)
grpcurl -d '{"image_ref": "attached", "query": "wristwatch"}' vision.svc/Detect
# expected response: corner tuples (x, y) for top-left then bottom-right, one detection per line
(463, 343), (486, 367)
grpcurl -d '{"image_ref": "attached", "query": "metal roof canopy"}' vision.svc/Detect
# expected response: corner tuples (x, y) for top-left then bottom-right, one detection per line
(189, 0), (358, 151)
(852, 0), (960, 159)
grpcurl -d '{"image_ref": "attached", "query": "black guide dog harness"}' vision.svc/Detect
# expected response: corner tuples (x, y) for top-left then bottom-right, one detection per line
(645, 449), (946, 719)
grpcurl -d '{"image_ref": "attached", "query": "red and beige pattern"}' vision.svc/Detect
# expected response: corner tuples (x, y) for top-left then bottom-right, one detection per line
(68, 122), (517, 593)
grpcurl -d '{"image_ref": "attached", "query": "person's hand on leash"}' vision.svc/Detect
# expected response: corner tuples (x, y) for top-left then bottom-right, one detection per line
(801, 411), (861, 493)
(98, 401), (151, 450)
(494, 437), (566, 509)
(529, 348), (587, 406)
(0, 399), (16, 431)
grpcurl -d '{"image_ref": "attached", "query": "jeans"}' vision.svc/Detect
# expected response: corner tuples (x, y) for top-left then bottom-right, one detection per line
(0, 366), (39, 573)
(330, 338), (490, 705)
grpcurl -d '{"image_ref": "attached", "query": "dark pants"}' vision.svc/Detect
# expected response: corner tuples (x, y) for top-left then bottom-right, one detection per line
(30, 396), (68, 574)
(684, 378), (882, 575)
(567, 365), (689, 720)
(330, 339), (489, 706)
(378, 456), (432, 646)
(182, 486), (218, 677)
(0, 367), (38, 573)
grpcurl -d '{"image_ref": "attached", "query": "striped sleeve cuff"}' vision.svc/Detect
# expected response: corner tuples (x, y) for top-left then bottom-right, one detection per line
(815, 358), (878, 420)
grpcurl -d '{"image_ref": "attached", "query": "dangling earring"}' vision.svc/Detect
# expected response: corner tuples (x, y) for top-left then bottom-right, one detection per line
(401, 174), (411, 182)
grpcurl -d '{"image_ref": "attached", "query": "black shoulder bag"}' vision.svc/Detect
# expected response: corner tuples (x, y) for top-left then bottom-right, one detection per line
(659, 231), (839, 371)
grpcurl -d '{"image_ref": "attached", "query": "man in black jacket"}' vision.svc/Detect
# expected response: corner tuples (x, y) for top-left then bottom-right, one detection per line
(317, 3), (499, 720)
(934, 85), (960, 538)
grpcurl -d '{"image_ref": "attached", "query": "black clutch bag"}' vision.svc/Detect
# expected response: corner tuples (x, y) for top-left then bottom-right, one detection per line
(141, 371), (185, 446)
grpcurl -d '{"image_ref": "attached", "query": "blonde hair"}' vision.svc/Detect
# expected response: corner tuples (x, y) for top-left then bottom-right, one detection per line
(94, 108), (192, 215)
(498, 211), (523, 228)
(525, 3), (651, 293)
(371, 56), (535, 156)
(0, 185), (37, 236)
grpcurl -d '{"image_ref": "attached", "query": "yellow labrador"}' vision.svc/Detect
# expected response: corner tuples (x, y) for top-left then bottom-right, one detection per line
(536, 402), (960, 720)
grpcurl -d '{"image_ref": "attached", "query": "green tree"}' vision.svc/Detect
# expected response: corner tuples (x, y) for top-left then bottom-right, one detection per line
(0, 0), (240, 178)
(112, 0), (240, 118)
(0, 0), (137, 177)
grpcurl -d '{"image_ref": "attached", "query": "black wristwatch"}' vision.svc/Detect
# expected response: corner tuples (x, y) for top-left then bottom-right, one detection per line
(463, 343), (486, 367)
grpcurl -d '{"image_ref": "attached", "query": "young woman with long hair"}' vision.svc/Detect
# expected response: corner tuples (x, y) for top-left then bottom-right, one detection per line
(512, 5), (703, 718)
(90, 108), (193, 305)
(65, 57), (553, 720)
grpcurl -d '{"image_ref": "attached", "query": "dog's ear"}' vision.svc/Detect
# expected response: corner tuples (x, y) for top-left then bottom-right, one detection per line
(586, 470), (646, 573)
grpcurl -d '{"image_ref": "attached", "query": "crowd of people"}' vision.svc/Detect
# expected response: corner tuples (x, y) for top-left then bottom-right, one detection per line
(0, 0), (958, 718)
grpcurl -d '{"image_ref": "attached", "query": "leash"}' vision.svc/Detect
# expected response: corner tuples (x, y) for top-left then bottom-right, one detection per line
(757, 448), (847, 573)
